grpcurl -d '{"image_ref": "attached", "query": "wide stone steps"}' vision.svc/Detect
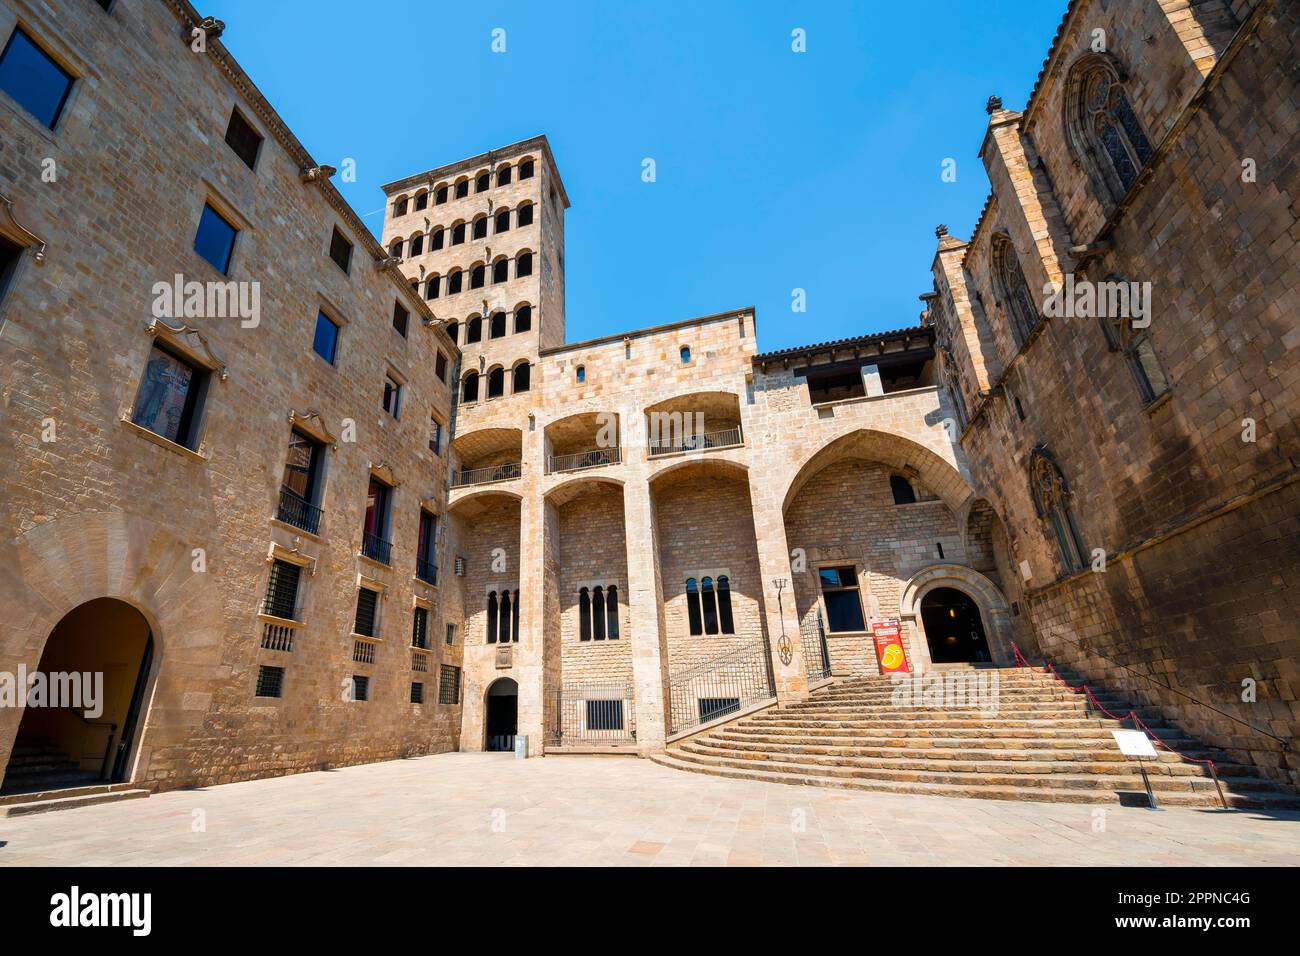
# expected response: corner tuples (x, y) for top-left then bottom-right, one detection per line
(0, 783), (149, 818)
(654, 667), (1300, 808)
(648, 751), (1297, 809)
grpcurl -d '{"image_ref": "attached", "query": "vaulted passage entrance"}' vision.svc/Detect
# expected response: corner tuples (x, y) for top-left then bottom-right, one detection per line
(920, 588), (991, 664)
(485, 677), (518, 752)
(3, 598), (153, 794)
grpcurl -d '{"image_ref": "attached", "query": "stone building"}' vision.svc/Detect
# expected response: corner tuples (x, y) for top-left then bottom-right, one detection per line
(0, 0), (1295, 810)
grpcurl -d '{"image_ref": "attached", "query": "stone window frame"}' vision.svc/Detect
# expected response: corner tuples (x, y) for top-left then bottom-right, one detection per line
(576, 581), (622, 642)
(0, 22), (85, 137)
(814, 562), (870, 635)
(1063, 52), (1155, 212)
(1028, 448), (1089, 575)
(121, 318), (229, 460)
(259, 541), (317, 628)
(1095, 273), (1171, 408)
(684, 567), (736, 637)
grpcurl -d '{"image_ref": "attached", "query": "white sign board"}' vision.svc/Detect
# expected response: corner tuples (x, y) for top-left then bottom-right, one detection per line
(1111, 729), (1158, 758)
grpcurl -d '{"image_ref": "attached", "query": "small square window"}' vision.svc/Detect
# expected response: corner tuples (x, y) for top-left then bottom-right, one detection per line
(382, 374), (402, 418)
(410, 682), (424, 704)
(313, 311), (339, 364)
(224, 109), (262, 170)
(328, 227), (352, 274)
(435, 351), (447, 382)
(429, 417), (442, 454)
(393, 301), (409, 338)
(0, 29), (74, 130)
(255, 665), (284, 698)
(194, 203), (238, 274)
(445, 623), (456, 646)
(351, 675), (369, 702)
(130, 343), (209, 449)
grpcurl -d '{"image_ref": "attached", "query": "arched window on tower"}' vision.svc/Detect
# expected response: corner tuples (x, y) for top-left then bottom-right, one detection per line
(431, 227), (445, 251)
(606, 585), (619, 639)
(472, 216), (488, 240)
(1030, 449), (1088, 573)
(592, 586), (606, 640)
(991, 235), (1041, 347)
(389, 238), (403, 258)
(579, 587), (591, 641)
(700, 577), (719, 635)
(434, 185), (448, 205)
(470, 264), (485, 289)
(487, 366), (505, 399)
(516, 252), (533, 278)
(486, 591), (498, 644)
(490, 312), (507, 338)
(393, 196), (408, 217)
(492, 259), (509, 284)
(475, 171), (490, 193)
(461, 371), (479, 402)
(1065, 55), (1154, 205)
(516, 204), (534, 228)
(447, 269), (463, 295)
(496, 164), (512, 187)
(716, 577), (734, 634)
(452, 222), (466, 245)
(495, 208), (510, 233)
(514, 305), (532, 333)
(685, 578), (703, 636)
(890, 475), (917, 505)
(512, 363), (531, 393)
(466, 315), (483, 343)
(414, 191), (428, 211)
(425, 274), (441, 300)
(444, 319), (458, 344)
(408, 233), (424, 257)
(519, 159), (535, 179)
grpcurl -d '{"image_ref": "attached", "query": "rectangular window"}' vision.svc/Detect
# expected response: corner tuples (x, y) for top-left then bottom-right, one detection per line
(412, 606), (429, 648)
(445, 623), (456, 646)
(698, 697), (740, 724)
(429, 417), (442, 455)
(438, 665), (461, 704)
(820, 566), (866, 633)
(382, 374), (402, 419)
(806, 367), (865, 404)
(393, 301), (409, 338)
(354, 587), (379, 637)
(435, 351), (447, 382)
(130, 343), (209, 449)
(351, 675), (369, 702)
(255, 665), (284, 699)
(410, 682), (424, 704)
(416, 510), (437, 584)
(224, 108), (262, 169)
(279, 429), (323, 533)
(586, 699), (624, 731)
(0, 29), (74, 130)
(312, 310), (339, 364)
(362, 476), (392, 563)
(262, 559), (302, 621)
(328, 227), (353, 273)
(194, 203), (237, 274)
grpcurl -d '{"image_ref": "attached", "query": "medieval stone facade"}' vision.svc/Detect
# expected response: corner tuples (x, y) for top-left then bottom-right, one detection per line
(0, 0), (1294, 798)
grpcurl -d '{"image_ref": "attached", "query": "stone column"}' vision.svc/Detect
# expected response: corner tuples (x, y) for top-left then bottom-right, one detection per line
(747, 466), (809, 705)
(515, 421), (547, 756)
(621, 408), (669, 751)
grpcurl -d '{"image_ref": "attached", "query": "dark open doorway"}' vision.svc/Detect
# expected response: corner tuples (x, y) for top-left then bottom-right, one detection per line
(2, 598), (153, 795)
(485, 677), (518, 752)
(920, 587), (992, 664)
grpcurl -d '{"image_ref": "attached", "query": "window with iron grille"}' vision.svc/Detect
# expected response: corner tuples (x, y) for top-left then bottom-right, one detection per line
(255, 665), (284, 698)
(410, 682), (424, 704)
(351, 675), (369, 702)
(586, 699), (623, 731)
(354, 587), (379, 637)
(697, 697), (740, 724)
(224, 108), (262, 169)
(412, 606), (429, 648)
(438, 665), (461, 704)
(262, 558), (302, 620)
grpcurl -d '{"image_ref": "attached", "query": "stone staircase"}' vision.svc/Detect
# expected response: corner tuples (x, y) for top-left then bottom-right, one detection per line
(0, 737), (149, 817)
(650, 667), (1300, 808)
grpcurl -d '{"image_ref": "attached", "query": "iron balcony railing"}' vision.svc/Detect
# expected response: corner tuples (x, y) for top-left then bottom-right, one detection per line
(258, 595), (304, 623)
(546, 446), (621, 475)
(361, 532), (392, 565)
(549, 681), (637, 746)
(667, 638), (776, 736)
(452, 462), (522, 487)
(648, 425), (743, 457)
(277, 486), (323, 535)
(416, 557), (437, 585)
(800, 610), (833, 683)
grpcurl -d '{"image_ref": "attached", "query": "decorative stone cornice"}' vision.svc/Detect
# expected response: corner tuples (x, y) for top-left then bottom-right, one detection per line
(287, 409), (338, 448)
(145, 317), (229, 381)
(0, 191), (48, 262)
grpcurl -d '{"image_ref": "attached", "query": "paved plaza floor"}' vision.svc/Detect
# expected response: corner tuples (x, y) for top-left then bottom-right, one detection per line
(1, 753), (1297, 866)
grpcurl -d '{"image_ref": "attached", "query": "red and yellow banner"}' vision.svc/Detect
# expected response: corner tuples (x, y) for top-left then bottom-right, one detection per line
(871, 618), (910, 674)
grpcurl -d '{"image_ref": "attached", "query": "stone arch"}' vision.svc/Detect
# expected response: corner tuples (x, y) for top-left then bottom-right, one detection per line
(899, 563), (1013, 671)
(544, 474), (624, 508)
(0, 511), (227, 788)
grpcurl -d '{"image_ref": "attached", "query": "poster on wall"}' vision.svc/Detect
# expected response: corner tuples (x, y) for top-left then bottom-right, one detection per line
(871, 618), (910, 673)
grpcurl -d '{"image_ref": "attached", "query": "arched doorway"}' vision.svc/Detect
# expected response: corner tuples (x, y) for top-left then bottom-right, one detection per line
(919, 588), (991, 664)
(485, 677), (518, 752)
(3, 598), (154, 794)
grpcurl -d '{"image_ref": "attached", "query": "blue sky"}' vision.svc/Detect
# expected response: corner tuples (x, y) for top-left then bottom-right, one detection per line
(206, 0), (1065, 352)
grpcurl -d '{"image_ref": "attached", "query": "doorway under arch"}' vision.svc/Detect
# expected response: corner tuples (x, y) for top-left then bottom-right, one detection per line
(485, 677), (518, 752)
(3, 598), (154, 794)
(919, 587), (991, 664)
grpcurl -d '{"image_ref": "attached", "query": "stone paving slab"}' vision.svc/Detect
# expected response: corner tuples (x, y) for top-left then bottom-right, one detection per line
(0, 753), (1297, 866)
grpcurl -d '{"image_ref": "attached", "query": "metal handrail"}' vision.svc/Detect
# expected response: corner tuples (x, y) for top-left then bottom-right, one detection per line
(667, 638), (775, 735)
(416, 557), (437, 585)
(452, 462), (522, 487)
(800, 611), (832, 682)
(648, 426), (743, 457)
(547, 446), (620, 474)
(277, 486), (322, 534)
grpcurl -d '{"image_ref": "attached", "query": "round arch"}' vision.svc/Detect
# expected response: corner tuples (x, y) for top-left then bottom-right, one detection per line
(484, 677), (519, 752)
(899, 563), (1013, 670)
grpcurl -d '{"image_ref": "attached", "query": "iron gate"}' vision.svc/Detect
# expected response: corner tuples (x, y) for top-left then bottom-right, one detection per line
(800, 610), (833, 682)
(550, 681), (636, 746)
